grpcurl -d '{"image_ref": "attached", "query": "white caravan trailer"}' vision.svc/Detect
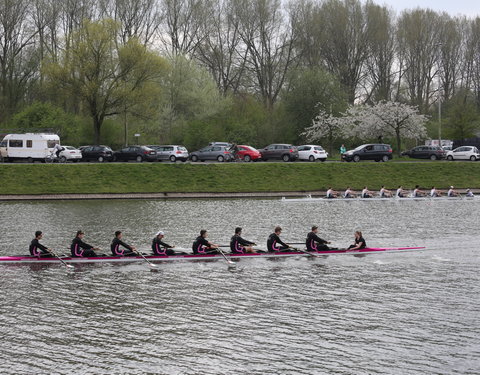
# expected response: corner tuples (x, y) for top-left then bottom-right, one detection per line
(0, 133), (60, 162)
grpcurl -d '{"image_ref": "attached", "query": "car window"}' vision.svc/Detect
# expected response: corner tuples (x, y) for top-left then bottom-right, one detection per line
(297, 146), (308, 151)
(165, 146), (173, 151)
(83, 147), (92, 152)
(314, 147), (324, 151)
(179, 147), (187, 151)
(9, 140), (23, 147)
(365, 145), (373, 151)
(0, 140), (7, 147)
(238, 147), (247, 151)
(212, 146), (221, 151)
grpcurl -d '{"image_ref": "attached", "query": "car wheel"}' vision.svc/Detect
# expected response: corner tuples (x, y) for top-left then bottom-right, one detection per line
(309, 155), (315, 162)
(282, 154), (290, 162)
(191, 155), (198, 162)
(353, 155), (360, 162)
(98, 156), (104, 163)
(447, 155), (453, 161)
(430, 154), (437, 161)
(217, 155), (225, 162)
(244, 155), (251, 162)
(382, 155), (389, 162)
(169, 155), (176, 162)
(27, 157), (34, 163)
(59, 156), (67, 163)
(470, 155), (476, 161)
(136, 155), (143, 162)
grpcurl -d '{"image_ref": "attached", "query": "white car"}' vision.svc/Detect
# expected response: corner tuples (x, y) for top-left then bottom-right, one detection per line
(59, 146), (82, 162)
(297, 145), (328, 162)
(446, 146), (480, 161)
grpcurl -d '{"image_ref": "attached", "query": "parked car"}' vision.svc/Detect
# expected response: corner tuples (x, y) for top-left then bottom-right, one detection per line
(401, 146), (446, 160)
(190, 145), (232, 162)
(235, 145), (262, 162)
(147, 145), (189, 162)
(342, 144), (393, 162)
(446, 146), (480, 161)
(297, 145), (328, 162)
(0, 133), (60, 163)
(259, 144), (299, 162)
(208, 142), (232, 148)
(80, 145), (114, 162)
(59, 146), (82, 162)
(113, 146), (157, 162)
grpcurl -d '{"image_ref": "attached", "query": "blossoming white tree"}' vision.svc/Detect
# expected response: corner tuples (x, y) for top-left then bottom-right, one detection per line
(301, 110), (345, 155)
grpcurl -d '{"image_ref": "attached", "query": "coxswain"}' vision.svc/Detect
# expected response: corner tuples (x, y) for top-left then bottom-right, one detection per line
(447, 186), (458, 197)
(152, 231), (176, 256)
(29, 231), (53, 257)
(347, 231), (367, 250)
(267, 226), (290, 252)
(344, 187), (356, 198)
(306, 226), (331, 251)
(379, 186), (392, 198)
(230, 227), (256, 254)
(326, 187), (338, 199)
(192, 230), (219, 254)
(466, 189), (474, 197)
(361, 186), (372, 198)
(396, 185), (406, 198)
(430, 186), (441, 197)
(413, 185), (425, 197)
(111, 231), (137, 256)
(70, 230), (99, 257)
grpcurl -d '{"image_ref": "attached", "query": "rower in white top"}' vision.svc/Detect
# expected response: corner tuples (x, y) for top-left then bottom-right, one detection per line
(344, 187), (356, 198)
(379, 185), (392, 198)
(413, 185), (425, 197)
(361, 186), (372, 198)
(430, 186), (442, 197)
(326, 187), (338, 199)
(396, 186), (406, 198)
(466, 189), (474, 197)
(447, 186), (458, 197)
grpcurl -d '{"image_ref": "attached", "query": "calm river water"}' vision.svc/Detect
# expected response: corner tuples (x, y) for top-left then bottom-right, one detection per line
(0, 198), (479, 375)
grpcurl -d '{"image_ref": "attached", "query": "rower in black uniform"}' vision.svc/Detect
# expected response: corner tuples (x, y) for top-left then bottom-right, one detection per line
(152, 231), (176, 256)
(111, 231), (137, 256)
(71, 230), (99, 257)
(267, 226), (290, 252)
(348, 231), (367, 250)
(29, 231), (53, 257)
(230, 227), (256, 254)
(192, 230), (219, 254)
(306, 226), (331, 251)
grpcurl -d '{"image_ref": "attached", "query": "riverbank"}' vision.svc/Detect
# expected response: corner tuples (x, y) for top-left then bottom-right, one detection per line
(0, 162), (479, 197)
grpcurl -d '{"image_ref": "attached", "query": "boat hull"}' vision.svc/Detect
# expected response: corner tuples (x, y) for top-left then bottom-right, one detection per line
(0, 247), (426, 265)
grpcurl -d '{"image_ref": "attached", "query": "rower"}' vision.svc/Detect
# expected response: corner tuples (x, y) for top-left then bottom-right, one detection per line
(344, 187), (356, 198)
(192, 230), (219, 254)
(29, 231), (53, 257)
(306, 226), (331, 251)
(326, 187), (338, 199)
(379, 185), (392, 198)
(413, 185), (425, 197)
(447, 186), (458, 197)
(466, 189), (474, 197)
(267, 226), (290, 252)
(396, 185), (406, 198)
(70, 230), (99, 257)
(430, 186), (441, 197)
(230, 227), (256, 254)
(348, 231), (367, 250)
(152, 231), (176, 256)
(361, 186), (372, 198)
(111, 231), (137, 256)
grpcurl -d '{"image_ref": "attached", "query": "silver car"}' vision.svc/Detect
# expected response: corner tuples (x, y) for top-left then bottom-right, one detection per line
(147, 145), (189, 162)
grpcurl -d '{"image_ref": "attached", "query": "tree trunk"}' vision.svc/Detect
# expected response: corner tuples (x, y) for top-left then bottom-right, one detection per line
(396, 127), (402, 157)
(93, 116), (102, 145)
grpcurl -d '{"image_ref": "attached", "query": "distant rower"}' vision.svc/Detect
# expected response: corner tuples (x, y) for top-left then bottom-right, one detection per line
(361, 186), (372, 198)
(111, 231), (137, 256)
(192, 230), (219, 254)
(326, 187), (338, 199)
(344, 187), (356, 198)
(267, 226), (289, 252)
(71, 230), (99, 257)
(29, 231), (52, 257)
(230, 227), (256, 254)
(379, 186), (392, 198)
(396, 185), (406, 198)
(430, 186), (441, 197)
(348, 231), (366, 250)
(466, 189), (474, 197)
(413, 185), (425, 197)
(306, 226), (331, 251)
(152, 231), (176, 256)
(447, 186), (458, 197)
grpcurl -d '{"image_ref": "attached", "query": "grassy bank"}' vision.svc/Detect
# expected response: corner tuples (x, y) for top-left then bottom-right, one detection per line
(0, 162), (479, 195)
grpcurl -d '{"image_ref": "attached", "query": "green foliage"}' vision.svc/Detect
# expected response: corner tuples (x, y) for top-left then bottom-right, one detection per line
(443, 91), (480, 140)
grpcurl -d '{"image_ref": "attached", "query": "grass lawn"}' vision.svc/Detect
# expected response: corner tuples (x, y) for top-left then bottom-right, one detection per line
(0, 162), (479, 195)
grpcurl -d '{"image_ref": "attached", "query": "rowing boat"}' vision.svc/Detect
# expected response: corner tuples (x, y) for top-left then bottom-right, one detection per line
(0, 246), (425, 265)
(281, 195), (476, 202)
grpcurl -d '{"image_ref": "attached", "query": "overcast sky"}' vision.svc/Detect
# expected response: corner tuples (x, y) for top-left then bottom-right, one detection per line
(378, 0), (480, 17)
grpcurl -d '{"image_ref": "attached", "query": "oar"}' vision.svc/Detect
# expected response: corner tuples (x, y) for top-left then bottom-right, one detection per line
(216, 247), (236, 267)
(293, 248), (323, 258)
(134, 250), (158, 268)
(48, 249), (74, 269)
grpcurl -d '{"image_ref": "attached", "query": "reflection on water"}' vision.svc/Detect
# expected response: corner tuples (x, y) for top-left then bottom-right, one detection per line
(0, 199), (479, 374)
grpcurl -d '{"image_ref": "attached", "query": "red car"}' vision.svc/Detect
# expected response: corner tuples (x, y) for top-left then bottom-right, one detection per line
(235, 145), (262, 162)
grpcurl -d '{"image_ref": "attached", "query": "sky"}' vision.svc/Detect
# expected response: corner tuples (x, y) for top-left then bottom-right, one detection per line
(378, 0), (480, 17)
